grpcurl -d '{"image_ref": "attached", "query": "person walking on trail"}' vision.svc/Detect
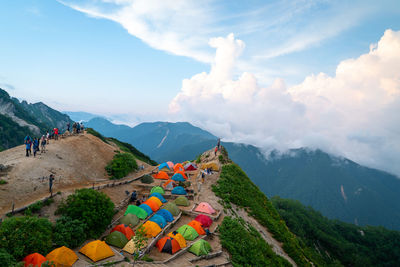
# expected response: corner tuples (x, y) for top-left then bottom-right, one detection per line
(214, 146), (218, 156)
(67, 122), (70, 132)
(54, 128), (59, 140)
(33, 138), (39, 157)
(25, 140), (31, 157)
(217, 138), (221, 150)
(40, 135), (46, 153)
(46, 131), (50, 144)
(49, 174), (55, 194)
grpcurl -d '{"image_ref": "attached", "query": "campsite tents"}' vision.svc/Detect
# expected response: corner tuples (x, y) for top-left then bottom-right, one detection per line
(171, 173), (185, 182)
(195, 202), (216, 214)
(156, 237), (181, 254)
(200, 162), (219, 171)
(188, 239), (212, 256)
(105, 231), (128, 249)
(149, 214), (167, 228)
(188, 220), (206, 235)
(150, 186), (165, 195)
(147, 196), (163, 207)
(123, 238), (148, 254)
(177, 225), (199, 241)
(124, 205), (147, 219)
(174, 196), (190, 207)
(158, 163), (170, 172)
(152, 171), (169, 180)
(120, 213), (139, 227)
(184, 162), (197, 171)
(156, 209), (174, 222)
(175, 170), (187, 179)
(194, 214), (213, 228)
(111, 224), (135, 240)
(79, 240), (114, 262)
(46, 246), (78, 267)
(163, 180), (177, 190)
(139, 203), (153, 215)
(23, 253), (47, 267)
(149, 192), (167, 203)
(163, 202), (180, 216)
(143, 200), (160, 212)
(167, 161), (174, 169)
(171, 186), (187, 195)
(173, 163), (185, 173)
(167, 231), (187, 248)
(140, 221), (162, 238)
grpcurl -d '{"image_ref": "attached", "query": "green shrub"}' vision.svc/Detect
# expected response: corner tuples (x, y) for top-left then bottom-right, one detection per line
(0, 216), (53, 260)
(53, 216), (87, 248)
(140, 174), (154, 184)
(86, 128), (108, 143)
(56, 189), (114, 238)
(195, 154), (201, 164)
(106, 152), (138, 179)
(108, 138), (157, 166)
(0, 179), (7, 185)
(0, 248), (22, 267)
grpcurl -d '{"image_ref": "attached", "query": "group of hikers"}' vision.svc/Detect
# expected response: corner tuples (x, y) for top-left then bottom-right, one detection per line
(23, 121), (85, 157)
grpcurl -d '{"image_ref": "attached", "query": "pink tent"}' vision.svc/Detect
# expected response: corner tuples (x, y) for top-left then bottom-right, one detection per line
(167, 161), (174, 169)
(195, 202), (216, 214)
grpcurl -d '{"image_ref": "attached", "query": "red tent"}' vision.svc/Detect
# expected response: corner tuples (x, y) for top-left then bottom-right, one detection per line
(194, 214), (213, 228)
(23, 253), (47, 267)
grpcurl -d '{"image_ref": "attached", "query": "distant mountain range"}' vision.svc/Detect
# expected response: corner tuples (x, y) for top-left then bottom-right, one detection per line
(0, 88), (73, 150)
(84, 116), (400, 230)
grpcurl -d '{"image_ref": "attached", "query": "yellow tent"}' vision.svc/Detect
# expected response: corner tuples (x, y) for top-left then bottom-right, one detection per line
(46, 246), (78, 267)
(147, 196), (162, 207)
(122, 237), (148, 254)
(201, 162), (219, 171)
(79, 240), (114, 262)
(167, 231), (187, 248)
(140, 221), (162, 238)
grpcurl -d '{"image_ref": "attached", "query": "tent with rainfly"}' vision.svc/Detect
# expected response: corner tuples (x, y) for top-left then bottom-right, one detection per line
(184, 162), (197, 171)
(105, 231), (129, 248)
(171, 173), (185, 182)
(120, 213), (139, 228)
(171, 186), (187, 195)
(167, 231), (186, 248)
(188, 220), (206, 235)
(163, 180), (177, 190)
(156, 236), (181, 255)
(174, 196), (190, 207)
(153, 171), (169, 180)
(188, 239), (212, 256)
(195, 202), (216, 214)
(125, 205), (147, 219)
(173, 163), (185, 173)
(140, 221), (162, 238)
(163, 202), (180, 216)
(23, 253), (47, 267)
(111, 224), (135, 240)
(167, 161), (175, 169)
(194, 214), (213, 228)
(175, 170), (187, 179)
(158, 162), (170, 172)
(46, 246), (78, 267)
(156, 209), (174, 222)
(139, 203), (153, 215)
(149, 192), (167, 203)
(123, 237), (148, 255)
(143, 199), (160, 212)
(79, 240), (114, 262)
(150, 186), (165, 195)
(147, 196), (163, 207)
(177, 225), (199, 241)
(149, 214), (167, 228)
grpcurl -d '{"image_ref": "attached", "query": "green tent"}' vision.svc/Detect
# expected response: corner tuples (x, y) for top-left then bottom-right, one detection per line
(150, 186), (165, 195)
(105, 231), (128, 248)
(189, 239), (212, 256)
(124, 205), (147, 219)
(174, 196), (190, 207)
(177, 225), (198, 241)
(163, 202), (180, 216)
(120, 213), (139, 227)
(141, 174), (154, 184)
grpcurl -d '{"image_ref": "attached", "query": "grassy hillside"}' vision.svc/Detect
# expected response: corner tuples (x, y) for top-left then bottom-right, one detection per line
(272, 197), (400, 266)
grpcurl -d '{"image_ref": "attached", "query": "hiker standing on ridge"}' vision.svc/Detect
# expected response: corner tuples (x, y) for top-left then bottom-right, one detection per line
(33, 138), (39, 157)
(54, 128), (59, 140)
(25, 136), (31, 157)
(40, 135), (46, 153)
(49, 174), (55, 195)
(67, 122), (70, 132)
(76, 122), (81, 134)
(217, 138), (221, 150)
(72, 122), (77, 134)
(46, 131), (50, 144)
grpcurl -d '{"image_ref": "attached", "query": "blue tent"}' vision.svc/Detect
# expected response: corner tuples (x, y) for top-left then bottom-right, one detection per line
(139, 203), (153, 216)
(171, 186), (187, 195)
(159, 163), (170, 171)
(149, 214), (167, 228)
(171, 173), (185, 182)
(156, 209), (174, 222)
(149, 192), (167, 203)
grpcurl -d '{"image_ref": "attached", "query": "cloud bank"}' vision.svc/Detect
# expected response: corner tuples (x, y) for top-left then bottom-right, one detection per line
(170, 30), (400, 177)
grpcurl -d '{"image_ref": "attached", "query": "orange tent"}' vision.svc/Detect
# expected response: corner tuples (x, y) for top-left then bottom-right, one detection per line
(156, 236), (181, 254)
(111, 224), (135, 240)
(173, 163), (184, 173)
(153, 171), (169, 180)
(140, 221), (162, 238)
(188, 220), (206, 235)
(195, 202), (216, 214)
(23, 253), (47, 267)
(143, 199), (160, 212)
(46, 246), (78, 267)
(79, 240), (114, 262)
(163, 180), (177, 189)
(167, 231), (187, 248)
(175, 170), (187, 179)
(147, 196), (162, 207)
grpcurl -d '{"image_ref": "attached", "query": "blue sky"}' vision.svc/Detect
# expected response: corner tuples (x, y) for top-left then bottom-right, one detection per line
(1, 0), (400, 175)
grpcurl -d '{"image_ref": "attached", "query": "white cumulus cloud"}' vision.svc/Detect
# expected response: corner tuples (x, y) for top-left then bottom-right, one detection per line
(170, 29), (400, 177)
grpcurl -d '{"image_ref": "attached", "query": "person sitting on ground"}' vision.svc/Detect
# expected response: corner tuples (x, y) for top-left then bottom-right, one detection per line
(130, 190), (137, 203)
(136, 199), (141, 206)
